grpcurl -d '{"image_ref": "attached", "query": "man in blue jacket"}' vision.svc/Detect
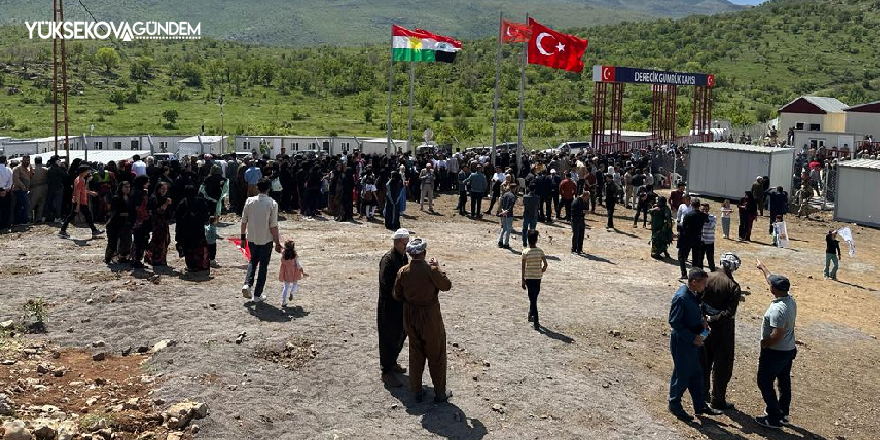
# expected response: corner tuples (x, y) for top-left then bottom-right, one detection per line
(463, 165), (488, 219)
(668, 268), (722, 422)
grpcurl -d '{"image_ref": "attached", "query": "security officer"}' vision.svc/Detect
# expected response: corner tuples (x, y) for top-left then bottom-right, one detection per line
(668, 268), (722, 421)
(700, 253), (743, 410)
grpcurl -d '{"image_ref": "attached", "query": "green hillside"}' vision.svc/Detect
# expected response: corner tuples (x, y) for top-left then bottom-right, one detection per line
(0, 0), (878, 148)
(0, 0), (742, 45)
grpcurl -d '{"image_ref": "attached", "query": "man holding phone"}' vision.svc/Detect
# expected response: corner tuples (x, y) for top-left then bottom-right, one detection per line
(668, 268), (722, 421)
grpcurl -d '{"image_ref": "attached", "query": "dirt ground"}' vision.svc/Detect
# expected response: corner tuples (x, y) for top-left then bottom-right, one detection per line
(1, 189), (878, 440)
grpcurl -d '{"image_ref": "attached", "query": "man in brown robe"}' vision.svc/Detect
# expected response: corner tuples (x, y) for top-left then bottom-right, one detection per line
(700, 252), (743, 410)
(393, 238), (453, 403)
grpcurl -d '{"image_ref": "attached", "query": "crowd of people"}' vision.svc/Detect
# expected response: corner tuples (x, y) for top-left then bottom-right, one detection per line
(0, 143), (828, 433)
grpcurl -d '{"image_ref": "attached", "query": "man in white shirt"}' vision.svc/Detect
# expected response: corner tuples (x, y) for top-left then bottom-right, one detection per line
(131, 155), (147, 176)
(677, 194), (693, 228)
(240, 178), (282, 302)
(0, 156), (13, 231)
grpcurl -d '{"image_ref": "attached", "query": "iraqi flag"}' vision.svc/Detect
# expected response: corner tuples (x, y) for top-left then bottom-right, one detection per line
(392, 25), (462, 63)
(527, 18), (588, 73)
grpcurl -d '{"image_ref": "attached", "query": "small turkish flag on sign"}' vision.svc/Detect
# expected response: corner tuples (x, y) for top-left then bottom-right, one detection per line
(601, 65), (616, 82)
(501, 19), (532, 43)
(707, 74), (715, 88)
(527, 18), (588, 73)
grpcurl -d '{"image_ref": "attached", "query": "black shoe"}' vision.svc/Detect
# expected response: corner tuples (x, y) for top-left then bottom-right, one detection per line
(533, 321), (540, 330)
(497, 242), (504, 248)
(131, 261), (145, 269)
(392, 364), (407, 374)
(669, 407), (694, 422)
(433, 390), (453, 403)
(696, 406), (723, 416)
(711, 401), (735, 411)
(755, 415), (783, 429)
(414, 390), (427, 403)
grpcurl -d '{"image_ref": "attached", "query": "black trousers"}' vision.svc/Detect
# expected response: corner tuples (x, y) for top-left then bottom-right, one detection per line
(60, 204), (98, 234)
(700, 242), (716, 271)
(571, 219), (585, 253)
(606, 202), (616, 228)
(487, 185), (501, 213)
(0, 192), (11, 230)
(551, 193), (560, 218)
(105, 222), (131, 262)
(701, 317), (735, 406)
(377, 297), (407, 374)
(457, 191), (468, 213)
(470, 191), (483, 217)
(678, 242), (703, 277)
(541, 196), (552, 221)
(208, 243), (217, 261)
(633, 204), (649, 226)
(525, 279), (541, 324)
(559, 198), (573, 220)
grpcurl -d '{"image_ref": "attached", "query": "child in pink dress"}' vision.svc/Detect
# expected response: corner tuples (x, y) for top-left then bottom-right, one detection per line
(279, 240), (307, 308)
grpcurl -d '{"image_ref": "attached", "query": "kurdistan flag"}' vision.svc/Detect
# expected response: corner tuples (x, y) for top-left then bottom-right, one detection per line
(392, 25), (462, 63)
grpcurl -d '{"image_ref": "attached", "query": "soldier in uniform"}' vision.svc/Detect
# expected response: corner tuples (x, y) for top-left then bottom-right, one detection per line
(393, 238), (454, 403)
(794, 183), (813, 218)
(700, 253), (743, 410)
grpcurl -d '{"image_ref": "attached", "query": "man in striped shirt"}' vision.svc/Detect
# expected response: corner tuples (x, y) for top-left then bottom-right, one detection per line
(699, 203), (717, 272)
(521, 230), (548, 330)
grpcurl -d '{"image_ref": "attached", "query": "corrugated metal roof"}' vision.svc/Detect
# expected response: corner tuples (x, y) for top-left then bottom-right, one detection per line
(779, 96), (849, 113)
(839, 158), (880, 170)
(691, 142), (793, 154)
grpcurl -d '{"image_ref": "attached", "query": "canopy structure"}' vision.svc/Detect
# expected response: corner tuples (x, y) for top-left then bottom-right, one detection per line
(30, 150), (152, 163)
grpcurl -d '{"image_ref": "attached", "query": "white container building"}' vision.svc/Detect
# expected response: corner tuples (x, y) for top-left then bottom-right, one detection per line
(834, 159), (880, 228)
(687, 142), (795, 199)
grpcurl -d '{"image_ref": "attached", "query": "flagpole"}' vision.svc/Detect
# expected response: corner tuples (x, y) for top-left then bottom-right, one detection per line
(491, 11), (502, 167)
(386, 31), (394, 157)
(516, 13), (528, 174)
(407, 63), (415, 154)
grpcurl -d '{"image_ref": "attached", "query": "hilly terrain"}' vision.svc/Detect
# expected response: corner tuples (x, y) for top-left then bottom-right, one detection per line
(0, 0), (878, 147)
(0, 0), (744, 46)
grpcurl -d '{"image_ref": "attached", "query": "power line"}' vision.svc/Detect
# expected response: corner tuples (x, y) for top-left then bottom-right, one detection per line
(76, 0), (100, 23)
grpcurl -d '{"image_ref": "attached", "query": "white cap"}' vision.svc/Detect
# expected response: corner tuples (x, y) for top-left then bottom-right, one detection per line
(392, 229), (410, 240)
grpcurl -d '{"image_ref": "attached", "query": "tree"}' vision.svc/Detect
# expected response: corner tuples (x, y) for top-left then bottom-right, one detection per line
(109, 89), (125, 110)
(96, 47), (120, 73)
(162, 110), (179, 124)
(363, 108), (373, 123)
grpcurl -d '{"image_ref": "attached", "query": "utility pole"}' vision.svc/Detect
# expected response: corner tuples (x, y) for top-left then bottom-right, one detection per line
(53, 0), (70, 158)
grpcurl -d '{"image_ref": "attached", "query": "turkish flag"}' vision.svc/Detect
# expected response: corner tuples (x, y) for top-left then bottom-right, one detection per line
(501, 19), (531, 43)
(527, 18), (588, 73)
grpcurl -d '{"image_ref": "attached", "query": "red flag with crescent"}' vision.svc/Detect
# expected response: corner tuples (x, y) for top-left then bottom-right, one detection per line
(501, 19), (532, 43)
(527, 18), (588, 73)
(227, 238), (251, 260)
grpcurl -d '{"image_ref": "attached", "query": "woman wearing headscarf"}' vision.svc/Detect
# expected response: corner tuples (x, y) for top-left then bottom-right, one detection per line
(200, 165), (228, 218)
(235, 164), (248, 216)
(105, 181), (132, 265)
(175, 185), (211, 272)
(339, 167), (355, 221)
(384, 171), (403, 230)
(145, 182), (174, 266)
(649, 196), (674, 260)
(129, 175), (152, 268)
(90, 162), (116, 223)
(738, 190), (758, 241)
